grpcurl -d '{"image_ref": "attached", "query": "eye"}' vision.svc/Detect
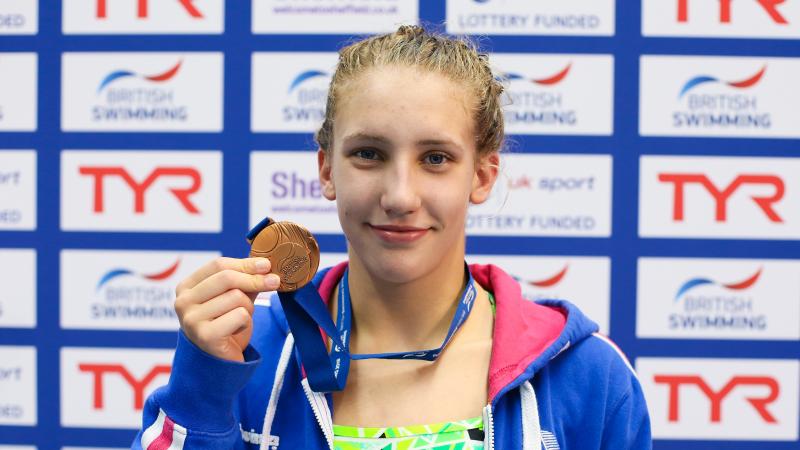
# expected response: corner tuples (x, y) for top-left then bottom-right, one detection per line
(353, 148), (380, 160)
(423, 152), (449, 166)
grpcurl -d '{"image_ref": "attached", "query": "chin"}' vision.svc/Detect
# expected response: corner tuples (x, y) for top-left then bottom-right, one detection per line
(357, 247), (434, 284)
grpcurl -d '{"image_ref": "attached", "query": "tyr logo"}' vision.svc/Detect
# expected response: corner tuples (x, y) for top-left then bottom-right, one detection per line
(658, 173), (784, 223)
(95, 0), (203, 19)
(79, 363), (171, 410)
(677, 0), (788, 24)
(79, 166), (202, 214)
(654, 374), (780, 423)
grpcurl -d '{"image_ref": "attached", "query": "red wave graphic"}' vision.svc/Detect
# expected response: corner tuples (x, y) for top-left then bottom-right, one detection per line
(727, 65), (766, 88)
(145, 60), (183, 82)
(723, 267), (763, 290)
(144, 259), (181, 281)
(530, 265), (569, 288)
(533, 63), (572, 86)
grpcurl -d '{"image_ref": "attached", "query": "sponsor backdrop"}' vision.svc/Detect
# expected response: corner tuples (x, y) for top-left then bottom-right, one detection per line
(0, 0), (797, 448)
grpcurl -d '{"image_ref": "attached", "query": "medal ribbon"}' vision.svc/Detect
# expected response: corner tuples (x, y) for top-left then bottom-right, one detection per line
(278, 265), (477, 392)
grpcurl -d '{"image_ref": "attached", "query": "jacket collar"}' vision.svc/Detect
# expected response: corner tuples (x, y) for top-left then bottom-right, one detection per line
(316, 262), (568, 402)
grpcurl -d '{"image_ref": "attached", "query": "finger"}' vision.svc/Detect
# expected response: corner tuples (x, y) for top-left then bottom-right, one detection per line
(180, 269), (280, 306)
(191, 289), (255, 322)
(207, 306), (252, 338)
(177, 257), (272, 295)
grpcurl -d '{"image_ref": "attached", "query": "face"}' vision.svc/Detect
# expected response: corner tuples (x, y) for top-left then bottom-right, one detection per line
(318, 65), (498, 284)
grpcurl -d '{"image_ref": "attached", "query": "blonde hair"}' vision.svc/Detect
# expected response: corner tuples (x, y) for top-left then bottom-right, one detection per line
(315, 25), (505, 156)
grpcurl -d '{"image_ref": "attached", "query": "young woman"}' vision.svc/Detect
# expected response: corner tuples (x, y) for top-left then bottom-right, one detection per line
(134, 26), (651, 449)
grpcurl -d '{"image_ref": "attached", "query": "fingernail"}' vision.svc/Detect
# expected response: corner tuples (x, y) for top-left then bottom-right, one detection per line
(264, 274), (280, 289)
(255, 258), (269, 271)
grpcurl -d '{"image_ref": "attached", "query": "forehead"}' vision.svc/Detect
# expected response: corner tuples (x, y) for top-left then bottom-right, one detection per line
(333, 66), (476, 149)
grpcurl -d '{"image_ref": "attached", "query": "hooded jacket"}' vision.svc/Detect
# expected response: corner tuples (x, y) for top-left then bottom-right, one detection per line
(132, 263), (652, 449)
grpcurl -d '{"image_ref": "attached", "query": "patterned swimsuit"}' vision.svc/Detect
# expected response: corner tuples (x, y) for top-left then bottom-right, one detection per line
(332, 294), (496, 450)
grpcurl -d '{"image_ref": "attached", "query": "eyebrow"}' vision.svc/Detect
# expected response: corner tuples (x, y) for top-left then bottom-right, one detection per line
(342, 132), (461, 148)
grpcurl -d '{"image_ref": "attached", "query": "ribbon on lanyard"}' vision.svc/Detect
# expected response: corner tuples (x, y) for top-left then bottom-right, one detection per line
(279, 265), (477, 392)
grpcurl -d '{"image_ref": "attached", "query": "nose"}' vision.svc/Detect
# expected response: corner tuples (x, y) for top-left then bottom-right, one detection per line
(379, 158), (421, 217)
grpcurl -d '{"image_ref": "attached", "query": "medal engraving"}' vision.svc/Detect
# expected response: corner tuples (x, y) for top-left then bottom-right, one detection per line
(249, 220), (320, 292)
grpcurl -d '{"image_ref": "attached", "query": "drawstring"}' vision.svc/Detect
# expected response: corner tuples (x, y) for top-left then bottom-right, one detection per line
(260, 333), (295, 450)
(520, 380), (542, 450)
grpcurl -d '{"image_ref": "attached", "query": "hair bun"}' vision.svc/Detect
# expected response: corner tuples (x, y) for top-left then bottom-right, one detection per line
(397, 24), (425, 38)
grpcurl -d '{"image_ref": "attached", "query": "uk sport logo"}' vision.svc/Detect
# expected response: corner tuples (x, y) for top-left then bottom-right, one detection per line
(636, 358), (799, 440)
(61, 150), (221, 232)
(640, 56), (800, 138)
(643, 0), (799, 38)
(63, 0), (223, 34)
(468, 153), (612, 237)
(492, 54), (613, 135)
(0, 346), (36, 426)
(0, 150), (36, 230)
(639, 156), (800, 239)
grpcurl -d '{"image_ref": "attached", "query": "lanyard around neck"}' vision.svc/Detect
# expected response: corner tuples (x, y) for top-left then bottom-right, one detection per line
(278, 264), (478, 392)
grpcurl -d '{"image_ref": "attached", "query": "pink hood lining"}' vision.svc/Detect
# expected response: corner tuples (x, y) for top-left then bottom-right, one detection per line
(315, 262), (567, 401)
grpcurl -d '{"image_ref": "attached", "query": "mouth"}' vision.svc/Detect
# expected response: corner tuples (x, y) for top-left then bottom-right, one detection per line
(368, 224), (430, 244)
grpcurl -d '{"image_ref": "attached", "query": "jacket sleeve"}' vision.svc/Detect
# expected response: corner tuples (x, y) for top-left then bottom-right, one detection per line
(131, 331), (261, 449)
(600, 371), (652, 450)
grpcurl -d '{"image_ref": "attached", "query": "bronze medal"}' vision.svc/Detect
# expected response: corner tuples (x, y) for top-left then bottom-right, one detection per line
(248, 219), (320, 292)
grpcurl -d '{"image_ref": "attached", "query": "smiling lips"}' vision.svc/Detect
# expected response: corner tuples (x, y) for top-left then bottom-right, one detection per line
(369, 224), (430, 243)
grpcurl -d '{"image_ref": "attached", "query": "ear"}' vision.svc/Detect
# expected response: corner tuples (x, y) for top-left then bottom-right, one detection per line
(318, 148), (336, 201)
(470, 151), (499, 204)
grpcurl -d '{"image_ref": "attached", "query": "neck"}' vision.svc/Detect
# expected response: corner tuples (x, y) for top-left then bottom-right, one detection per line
(343, 249), (468, 354)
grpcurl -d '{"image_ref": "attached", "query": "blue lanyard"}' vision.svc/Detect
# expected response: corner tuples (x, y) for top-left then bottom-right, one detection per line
(278, 264), (477, 392)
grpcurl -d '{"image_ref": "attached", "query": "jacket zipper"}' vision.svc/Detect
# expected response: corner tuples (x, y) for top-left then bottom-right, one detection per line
(301, 379), (334, 449)
(482, 403), (495, 450)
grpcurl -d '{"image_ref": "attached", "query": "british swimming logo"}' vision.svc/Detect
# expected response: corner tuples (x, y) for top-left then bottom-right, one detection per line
(514, 264), (570, 289)
(251, 53), (338, 132)
(636, 257), (800, 340)
(503, 63), (572, 86)
(493, 54), (613, 135)
(61, 52), (222, 131)
(288, 70), (329, 94)
(675, 64), (769, 129)
(670, 268), (766, 331)
(61, 250), (220, 331)
(95, 259), (181, 291)
(678, 65), (765, 98)
(91, 259), (181, 323)
(640, 56), (800, 138)
(96, 60), (182, 93)
(674, 268), (761, 301)
(283, 69), (329, 122)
